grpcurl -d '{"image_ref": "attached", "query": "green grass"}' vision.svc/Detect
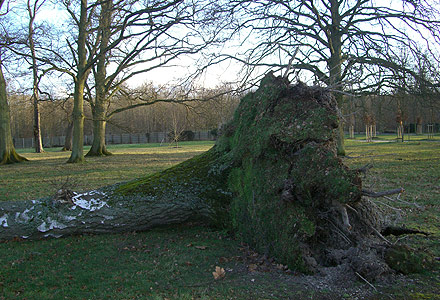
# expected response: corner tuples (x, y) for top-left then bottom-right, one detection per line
(1, 141), (215, 202)
(343, 138), (440, 244)
(0, 140), (439, 299)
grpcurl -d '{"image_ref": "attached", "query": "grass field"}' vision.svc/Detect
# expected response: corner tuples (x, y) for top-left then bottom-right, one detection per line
(0, 138), (439, 299)
(1, 141), (215, 202)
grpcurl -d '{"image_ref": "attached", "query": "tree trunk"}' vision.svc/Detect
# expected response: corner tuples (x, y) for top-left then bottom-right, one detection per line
(1, 74), (426, 280)
(0, 64), (28, 164)
(28, 0), (44, 154)
(0, 144), (225, 237)
(32, 93), (44, 153)
(86, 108), (111, 156)
(0, 186), (213, 240)
(62, 120), (73, 151)
(86, 1), (112, 157)
(329, 0), (345, 156)
(67, 0), (89, 163)
(68, 78), (86, 163)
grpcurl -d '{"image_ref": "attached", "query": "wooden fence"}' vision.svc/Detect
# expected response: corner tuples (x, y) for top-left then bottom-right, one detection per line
(13, 131), (215, 149)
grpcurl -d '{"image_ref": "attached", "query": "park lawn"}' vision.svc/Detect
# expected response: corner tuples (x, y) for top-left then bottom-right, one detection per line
(0, 139), (439, 299)
(343, 138), (440, 257)
(1, 141), (215, 202)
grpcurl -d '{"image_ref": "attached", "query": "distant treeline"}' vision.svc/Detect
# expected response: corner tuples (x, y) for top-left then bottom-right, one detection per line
(8, 88), (240, 139)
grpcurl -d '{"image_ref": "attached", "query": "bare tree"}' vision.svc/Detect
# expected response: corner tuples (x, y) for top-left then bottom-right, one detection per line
(84, 0), (227, 157)
(6, 0), (96, 161)
(0, 0), (28, 164)
(64, 0), (94, 163)
(216, 0), (440, 155)
(26, 0), (47, 153)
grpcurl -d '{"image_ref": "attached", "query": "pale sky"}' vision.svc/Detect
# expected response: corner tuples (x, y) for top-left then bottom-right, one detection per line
(3, 0), (440, 95)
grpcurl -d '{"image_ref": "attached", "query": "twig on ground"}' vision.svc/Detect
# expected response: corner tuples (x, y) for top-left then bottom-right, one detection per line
(383, 195), (423, 210)
(356, 164), (373, 174)
(370, 227), (392, 245)
(355, 272), (377, 291)
(374, 200), (403, 212)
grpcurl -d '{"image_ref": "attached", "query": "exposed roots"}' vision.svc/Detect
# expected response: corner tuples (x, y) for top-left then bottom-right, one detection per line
(85, 147), (113, 157)
(0, 149), (28, 164)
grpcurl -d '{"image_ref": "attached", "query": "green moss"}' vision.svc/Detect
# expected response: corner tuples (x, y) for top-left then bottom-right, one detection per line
(115, 148), (232, 227)
(113, 73), (362, 272)
(385, 245), (435, 274)
(219, 74), (361, 271)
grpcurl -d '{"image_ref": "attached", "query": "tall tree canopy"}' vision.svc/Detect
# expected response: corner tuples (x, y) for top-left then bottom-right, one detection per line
(83, 0), (226, 157)
(215, 0), (440, 154)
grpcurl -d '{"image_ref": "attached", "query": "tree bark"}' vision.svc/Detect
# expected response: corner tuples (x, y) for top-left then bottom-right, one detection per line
(28, 0), (44, 154)
(67, 0), (90, 163)
(0, 187), (212, 240)
(0, 147), (225, 239)
(328, 0), (346, 156)
(0, 63), (28, 164)
(86, 109), (111, 156)
(62, 120), (73, 151)
(86, 0), (112, 157)
(68, 78), (86, 163)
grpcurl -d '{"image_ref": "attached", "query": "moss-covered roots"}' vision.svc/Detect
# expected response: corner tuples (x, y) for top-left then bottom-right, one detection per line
(115, 73), (368, 273)
(0, 73), (432, 280)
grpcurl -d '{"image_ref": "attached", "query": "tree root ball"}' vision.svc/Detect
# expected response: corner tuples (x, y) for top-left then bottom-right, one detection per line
(118, 73), (390, 278)
(1, 73), (434, 282)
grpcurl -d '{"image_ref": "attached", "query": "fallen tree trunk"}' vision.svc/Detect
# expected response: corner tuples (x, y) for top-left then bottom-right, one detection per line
(0, 148), (228, 240)
(0, 73), (433, 280)
(0, 189), (212, 240)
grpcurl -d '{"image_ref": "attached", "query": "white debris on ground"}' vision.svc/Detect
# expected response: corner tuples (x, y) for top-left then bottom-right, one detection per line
(71, 190), (109, 211)
(0, 214), (8, 227)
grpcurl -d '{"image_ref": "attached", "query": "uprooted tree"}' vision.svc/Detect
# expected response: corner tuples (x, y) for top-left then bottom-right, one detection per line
(0, 74), (433, 280)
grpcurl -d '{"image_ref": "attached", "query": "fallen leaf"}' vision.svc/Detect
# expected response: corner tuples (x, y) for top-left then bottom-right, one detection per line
(212, 266), (226, 280)
(248, 264), (258, 272)
(219, 257), (229, 263)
